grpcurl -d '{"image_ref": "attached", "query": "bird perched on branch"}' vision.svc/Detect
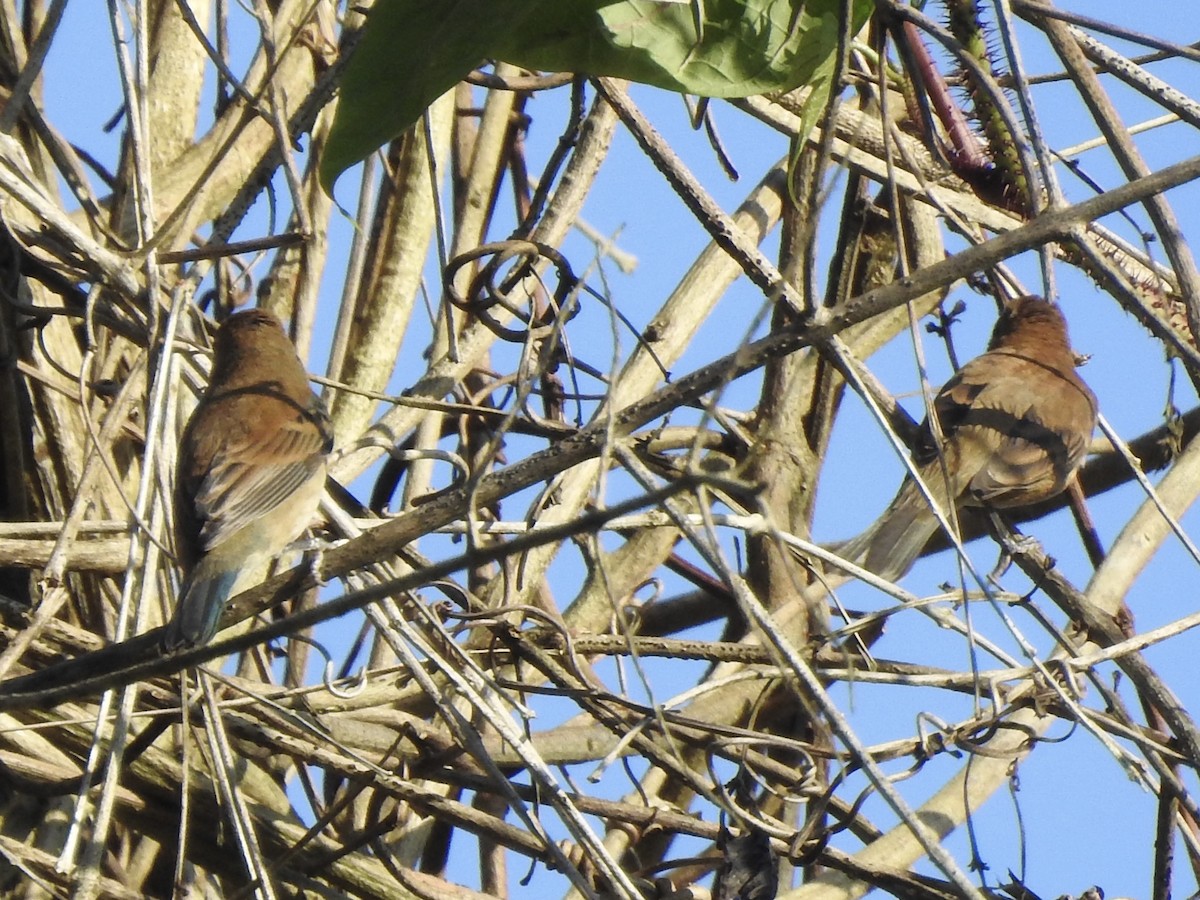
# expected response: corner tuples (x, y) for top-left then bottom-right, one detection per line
(834, 295), (1097, 582)
(164, 309), (333, 650)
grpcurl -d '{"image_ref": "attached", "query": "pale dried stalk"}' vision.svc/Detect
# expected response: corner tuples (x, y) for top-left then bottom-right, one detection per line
(327, 93), (453, 444)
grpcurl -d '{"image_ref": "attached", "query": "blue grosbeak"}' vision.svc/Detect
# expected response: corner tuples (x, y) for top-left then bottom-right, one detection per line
(164, 309), (333, 649)
(836, 296), (1098, 581)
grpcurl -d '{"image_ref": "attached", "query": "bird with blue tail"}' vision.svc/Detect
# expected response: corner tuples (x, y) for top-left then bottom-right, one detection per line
(164, 308), (333, 650)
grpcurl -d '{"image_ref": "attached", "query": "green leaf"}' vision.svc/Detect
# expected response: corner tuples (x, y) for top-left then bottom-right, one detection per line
(321, 0), (873, 190)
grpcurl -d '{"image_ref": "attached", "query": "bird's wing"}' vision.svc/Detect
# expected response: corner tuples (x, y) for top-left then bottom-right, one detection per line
(192, 395), (331, 550)
(931, 350), (1095, 506)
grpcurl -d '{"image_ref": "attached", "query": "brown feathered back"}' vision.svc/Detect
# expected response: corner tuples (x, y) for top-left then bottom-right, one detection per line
(835, 296), (1097, 581)
(166, 309), (332, 649)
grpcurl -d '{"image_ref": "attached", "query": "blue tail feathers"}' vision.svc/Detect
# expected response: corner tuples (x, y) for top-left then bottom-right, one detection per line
(163, 570), (239, 650)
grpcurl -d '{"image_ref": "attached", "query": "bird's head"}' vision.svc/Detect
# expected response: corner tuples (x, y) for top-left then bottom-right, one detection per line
(202, 308), (315, 398)
(987, 295), (1071, 353)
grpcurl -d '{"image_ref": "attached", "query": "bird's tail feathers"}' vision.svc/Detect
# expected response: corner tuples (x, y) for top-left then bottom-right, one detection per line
(829, 479), (944, 583)
(163, 570), (238, 650)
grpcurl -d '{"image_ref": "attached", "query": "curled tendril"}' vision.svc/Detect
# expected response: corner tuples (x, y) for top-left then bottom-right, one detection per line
(286, 632), (370, 699)
(324, 660), (369, 699)
(714, 735), (821, 800)
(703, 737), (823, 841)
(708, 764), (795, 841)
(915, 711), (965, 761)
(444, 240), (580, 343)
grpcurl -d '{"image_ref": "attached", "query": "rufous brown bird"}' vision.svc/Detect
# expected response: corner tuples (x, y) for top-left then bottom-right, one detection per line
(835, 295), (1097, 582)
(164, 309), (333, 650)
